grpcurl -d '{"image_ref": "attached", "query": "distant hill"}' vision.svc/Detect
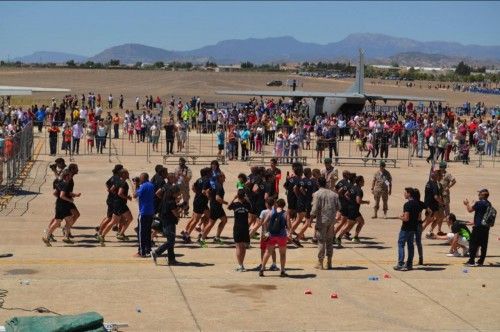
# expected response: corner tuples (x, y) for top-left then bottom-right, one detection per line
(87, 43), (179, 64)
(10, 33), (500, 66)
(13, 51), (87, 64)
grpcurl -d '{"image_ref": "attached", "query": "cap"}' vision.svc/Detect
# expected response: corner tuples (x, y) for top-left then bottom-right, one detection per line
(179, 157), (186, 163)
(379, 160), (386, 167)
(324, 157), (332, 164)
(439, 161), (447, 169)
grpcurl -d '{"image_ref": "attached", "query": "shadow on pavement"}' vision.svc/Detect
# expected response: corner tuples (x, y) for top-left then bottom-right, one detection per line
(330, 266), (368, 271)
(286, 273), (317, 279)
(159, 261), (215, 267)
(415, 267), (446, 271)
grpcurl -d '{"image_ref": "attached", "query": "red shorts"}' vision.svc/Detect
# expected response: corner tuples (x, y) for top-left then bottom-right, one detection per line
(260, 238), (268, 251)
(266, 236), (287, 248)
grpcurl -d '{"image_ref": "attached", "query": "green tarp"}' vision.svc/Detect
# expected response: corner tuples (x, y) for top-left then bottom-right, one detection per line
(5, 312), (106, 332)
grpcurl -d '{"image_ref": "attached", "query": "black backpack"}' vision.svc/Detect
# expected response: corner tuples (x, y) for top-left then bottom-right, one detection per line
(481, 202), (496, 227)
(269, 211), (285, 235)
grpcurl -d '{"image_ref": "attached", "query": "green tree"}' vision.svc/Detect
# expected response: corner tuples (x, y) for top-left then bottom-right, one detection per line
(66, 59), (76, 67)
(455, 61), (471, 76)
(154, 61), (165, 68)
(109, 59), (120, 66)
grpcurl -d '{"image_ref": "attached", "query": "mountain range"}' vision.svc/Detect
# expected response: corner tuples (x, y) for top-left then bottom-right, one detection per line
(12, 33), (500, 67)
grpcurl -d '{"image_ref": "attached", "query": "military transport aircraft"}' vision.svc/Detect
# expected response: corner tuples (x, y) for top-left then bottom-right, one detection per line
(216, 49), (444, 118)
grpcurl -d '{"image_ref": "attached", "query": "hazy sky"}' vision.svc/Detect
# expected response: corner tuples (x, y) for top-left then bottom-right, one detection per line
(1, 1), (499, 59)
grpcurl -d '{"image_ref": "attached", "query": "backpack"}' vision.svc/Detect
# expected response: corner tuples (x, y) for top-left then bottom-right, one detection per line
(269, 210), (285, 235)
(481, 202), (496, 227)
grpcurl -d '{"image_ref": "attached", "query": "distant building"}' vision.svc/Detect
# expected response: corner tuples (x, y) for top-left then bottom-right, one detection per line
(215, 64), (241, 72)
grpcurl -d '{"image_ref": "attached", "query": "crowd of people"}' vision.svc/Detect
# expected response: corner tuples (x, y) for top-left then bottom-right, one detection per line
(41, 155), (496, 274)
(2, 93), (498, 167)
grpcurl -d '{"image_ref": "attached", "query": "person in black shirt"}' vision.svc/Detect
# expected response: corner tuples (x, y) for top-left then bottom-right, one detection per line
(291, 168), (315, 246)
(295, 168), (320, 244)
(183, 167), (211, 243)
(199, 173), (228, 247)
(336, 175), (370, 245)
(96, 164), (123, 238)
(248, 167), (266, 229)
(151, 185), (184, 266)
(43, 170), (75, 246)
(164, 119), (175, 155)
(97, 169), (133, 245)
(394, 188), (424, 271)
(412, 188), (426, 265)
(422, 171), (444, 237)
(333, 171), (352, 245)
(283, 162), (303, 233)
(64, 163), (81, 239)
(228, 189), (252, 271)
(380, 130), (391, 159)
(151, 165), (167, 214)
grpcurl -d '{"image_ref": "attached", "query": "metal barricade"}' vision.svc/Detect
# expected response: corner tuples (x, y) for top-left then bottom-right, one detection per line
(1, 122), (34, 188)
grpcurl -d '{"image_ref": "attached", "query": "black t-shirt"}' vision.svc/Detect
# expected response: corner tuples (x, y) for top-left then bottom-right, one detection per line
(228, 201), (251, 228)
(164, 124), (175, 139)
(284, 176), (300, 206)
(401, 199), (424, 231)
(264, 180), (277, 200)
(424, 180), (440, 211)
(67, 178), (75, 194)
(115, 179), (129, 204)
(193, 177), (205, 197)
(105, 175), (120, 204)
(335, 179), (351, 207)
(161, 199), (179, 224)
(348, 185), (363, 212)
(252, 176), (266, 208)
(298, 177), (315, 203)
(210, 182), (225, 209)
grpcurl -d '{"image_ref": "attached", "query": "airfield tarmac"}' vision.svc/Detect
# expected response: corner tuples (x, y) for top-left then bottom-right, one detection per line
(1, 131), (499, 331)
(2, 68), (500, 108)
(1, 70), (500, 331)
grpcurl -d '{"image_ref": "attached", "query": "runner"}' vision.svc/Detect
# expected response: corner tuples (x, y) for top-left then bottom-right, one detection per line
(250, 197), (278, 271)
(260, 198), (291, 277)
(283, 162), (302, 242)
(96, 164), (123, 239)
(42, 170), (75, 246)
(228, 189), (252, 271)
(336, 175), (370, 244)
(199, 172), (228, 247)
(97, 169), (133, 245)
(183, 167), (211, 243)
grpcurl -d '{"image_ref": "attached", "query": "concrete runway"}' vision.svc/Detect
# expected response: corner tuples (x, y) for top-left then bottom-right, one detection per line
(1, 134), (499, 331)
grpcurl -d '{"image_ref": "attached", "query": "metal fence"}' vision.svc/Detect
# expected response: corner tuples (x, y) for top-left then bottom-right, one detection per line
(34, 122), (499, 168)
(1, 122), (34, 188)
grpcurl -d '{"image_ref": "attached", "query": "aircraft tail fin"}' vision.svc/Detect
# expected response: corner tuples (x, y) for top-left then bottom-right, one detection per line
(347, 49), (364, 94)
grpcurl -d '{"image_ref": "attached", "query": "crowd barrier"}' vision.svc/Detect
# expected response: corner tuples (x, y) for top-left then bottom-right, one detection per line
(1, 122), (34, 189)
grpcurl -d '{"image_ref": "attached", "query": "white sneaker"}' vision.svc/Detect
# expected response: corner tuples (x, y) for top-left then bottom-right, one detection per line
(446, 252), (461, 257)
(235, 265), (246, 272)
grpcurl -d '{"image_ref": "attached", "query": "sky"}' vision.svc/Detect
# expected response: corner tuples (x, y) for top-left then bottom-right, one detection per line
(1, 1), (499, 59)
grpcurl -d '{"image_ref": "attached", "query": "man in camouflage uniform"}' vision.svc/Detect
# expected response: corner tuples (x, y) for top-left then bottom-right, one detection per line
(371, 160), (392, 219)
(438, 161), (456, 235)
(320, 158), (338, 191)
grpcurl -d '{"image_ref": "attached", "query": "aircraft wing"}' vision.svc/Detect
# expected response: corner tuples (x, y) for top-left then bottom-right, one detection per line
(364, 93), (444, 102)
(216, 90), (363, 99)
(0, 85), (70, 96)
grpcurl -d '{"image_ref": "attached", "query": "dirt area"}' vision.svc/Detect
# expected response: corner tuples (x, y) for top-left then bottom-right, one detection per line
(2, 68), (500, 108)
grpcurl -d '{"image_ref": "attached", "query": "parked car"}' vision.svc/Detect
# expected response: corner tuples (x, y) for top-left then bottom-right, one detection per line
(266, 80), (283, 87)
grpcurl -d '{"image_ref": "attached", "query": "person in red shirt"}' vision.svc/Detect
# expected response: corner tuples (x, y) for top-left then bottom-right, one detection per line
(468, 120), (477, 144)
